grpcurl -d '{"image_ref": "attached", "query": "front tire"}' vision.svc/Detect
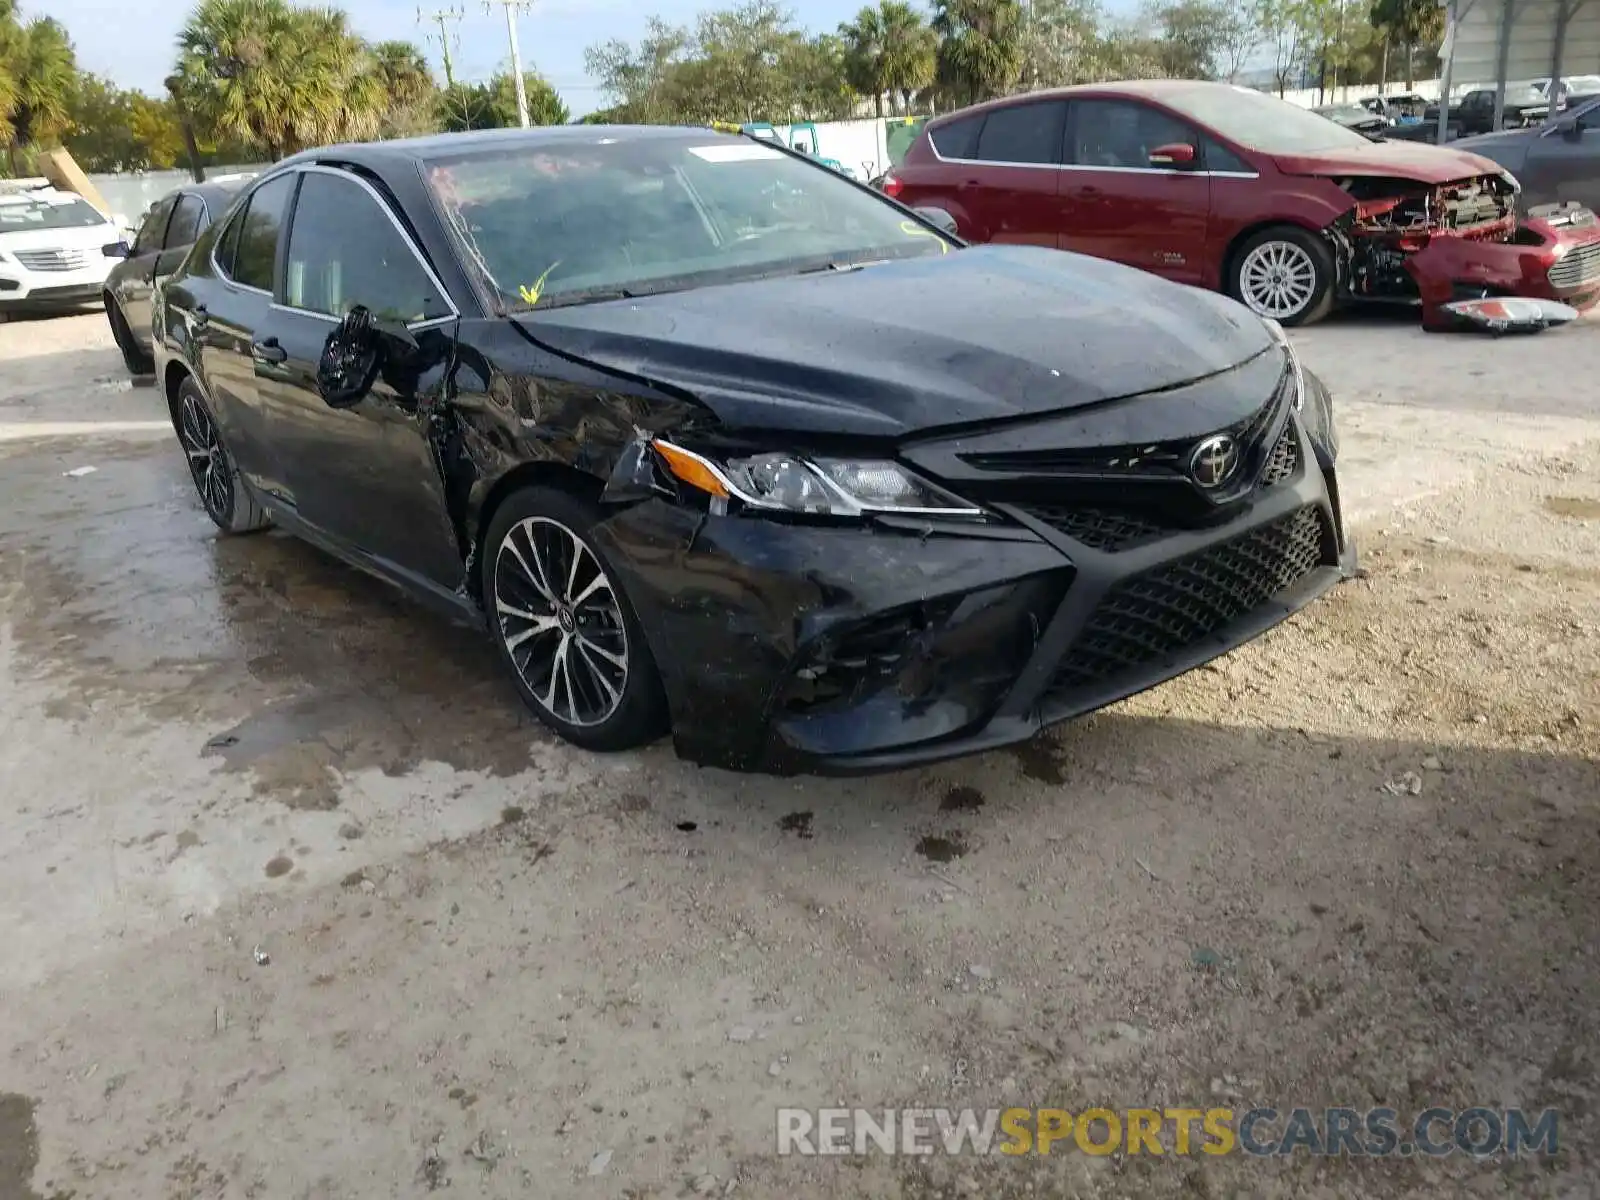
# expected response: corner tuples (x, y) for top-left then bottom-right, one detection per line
(174, 376), (271, 534)
(107, 297), (153, 375)
(1228, 226), (1335, 327)
(483, 487), (668, 752)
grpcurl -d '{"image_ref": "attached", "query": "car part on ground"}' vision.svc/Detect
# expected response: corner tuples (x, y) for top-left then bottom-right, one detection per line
(888, 79), (1600, 327)
(1435, 295), (1580, 333)
(148, 125), (1353, 775)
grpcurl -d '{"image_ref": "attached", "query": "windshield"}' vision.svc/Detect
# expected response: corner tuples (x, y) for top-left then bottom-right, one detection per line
(1176, 87), (1374, 154)
(1318, 105), (1374, 122)
(422, 134), (950, 312)
(0, 196), (108, 233)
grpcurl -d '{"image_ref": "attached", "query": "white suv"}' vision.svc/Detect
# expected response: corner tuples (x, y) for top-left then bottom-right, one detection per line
(0, 181), (127, 319)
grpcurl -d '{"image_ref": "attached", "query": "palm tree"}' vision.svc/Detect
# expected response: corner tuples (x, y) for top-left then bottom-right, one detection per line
(174, 0), (393, 159)
(932, 0), (1024, 109)
(840, 1), (936, 117)
(1, 12), (76, 167)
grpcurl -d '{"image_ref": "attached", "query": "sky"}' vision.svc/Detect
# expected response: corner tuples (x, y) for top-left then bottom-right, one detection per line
(44, 0), (873, 118)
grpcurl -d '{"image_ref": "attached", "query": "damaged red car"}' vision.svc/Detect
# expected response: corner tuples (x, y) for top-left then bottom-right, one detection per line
(885, 79), (1600, 327)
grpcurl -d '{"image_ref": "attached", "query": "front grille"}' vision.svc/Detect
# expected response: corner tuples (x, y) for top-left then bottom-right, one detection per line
(1047, 506), (1325, 694)
(14, 248), (92, 272)
(1549, 241), (1600, 291)
(1014, 504), (1166, 551)
(1259, 425), (1301, 487)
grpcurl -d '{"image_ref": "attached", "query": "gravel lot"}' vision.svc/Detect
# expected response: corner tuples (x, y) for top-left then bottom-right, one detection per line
(1, 307), (1597, 1199)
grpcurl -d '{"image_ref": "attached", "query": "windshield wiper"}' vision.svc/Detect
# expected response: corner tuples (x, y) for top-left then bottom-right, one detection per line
(792, 258), (892, 276)
(523, 285), (642, 311)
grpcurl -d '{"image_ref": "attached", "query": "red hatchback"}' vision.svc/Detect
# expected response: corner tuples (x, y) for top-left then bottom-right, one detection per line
(886, 79), (1600, 327)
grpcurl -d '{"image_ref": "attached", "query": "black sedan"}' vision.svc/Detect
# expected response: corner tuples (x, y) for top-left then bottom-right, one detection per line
(103, 178), (247, 375)
(151, 126), (1355, 775)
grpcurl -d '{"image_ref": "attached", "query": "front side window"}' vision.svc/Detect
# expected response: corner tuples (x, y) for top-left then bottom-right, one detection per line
(164, 195), (204, 249)
(1069, 100), (1197, 170)
(133, 197), (175, 254)
(975, 101), (1066, 165)
(284, 172), (449, 323)
(423, 134), (951, 313)
(228, 174), (295, 291)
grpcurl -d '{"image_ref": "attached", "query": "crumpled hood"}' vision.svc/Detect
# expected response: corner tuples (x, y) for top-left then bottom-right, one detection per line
(515, 244), (1274, 439)
(1272, 139), (1508, 184)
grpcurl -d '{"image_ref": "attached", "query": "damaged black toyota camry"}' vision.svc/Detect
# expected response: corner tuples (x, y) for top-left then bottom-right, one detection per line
(151, 125), (1354, 774)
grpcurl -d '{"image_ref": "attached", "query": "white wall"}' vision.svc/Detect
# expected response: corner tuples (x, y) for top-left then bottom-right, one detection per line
(771, 119), (891, 180)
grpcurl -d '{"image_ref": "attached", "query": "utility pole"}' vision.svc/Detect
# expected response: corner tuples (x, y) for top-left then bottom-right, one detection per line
(418, 5), (465, 88)
(484, 0), (535, 126)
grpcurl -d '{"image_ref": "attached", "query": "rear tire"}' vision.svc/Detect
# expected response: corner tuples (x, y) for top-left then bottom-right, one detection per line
(107, 297), (153, 375)
(174, 375), (271, 534)
(482, 486), (668, 752)
(1228, 226), (1336, 327)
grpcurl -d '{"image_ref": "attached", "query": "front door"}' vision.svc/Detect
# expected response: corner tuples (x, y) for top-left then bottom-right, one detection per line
(1058, 99), (1212, 285)
(250, 167), (463, 590)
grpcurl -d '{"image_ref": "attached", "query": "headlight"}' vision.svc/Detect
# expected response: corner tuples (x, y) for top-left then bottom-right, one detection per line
(652, 440), (984, 520)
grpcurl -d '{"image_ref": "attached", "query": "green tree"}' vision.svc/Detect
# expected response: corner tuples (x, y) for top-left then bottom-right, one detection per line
(437, 72), (567, 131)
(1017, 0), (1104, 89)
(173, 0), (400, 159)
(1, 10), (75, 164)
(370, 38), (439, 136)
(931, 0), (1025, 110)
(840, 1), (936, 116)
(1255, 0), (1311, 94)
(1146, 0), (1235, 78)
(584, 18), (692, 123)
(1369, 0), (1441, 87)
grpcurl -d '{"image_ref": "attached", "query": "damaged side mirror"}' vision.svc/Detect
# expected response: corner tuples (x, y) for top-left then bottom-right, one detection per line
(1148, 142), (1197, 168)
(315, 306), (418, 408)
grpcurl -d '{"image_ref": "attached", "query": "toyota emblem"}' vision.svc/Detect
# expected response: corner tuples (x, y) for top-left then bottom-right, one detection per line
(1188, 434), (1240, 490)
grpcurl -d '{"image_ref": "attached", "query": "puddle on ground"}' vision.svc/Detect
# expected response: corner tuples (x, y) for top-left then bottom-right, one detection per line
(1545, 495), (1600, 521)
(3, 443), (563, 806)
(0, 1093), (42, 1200)
(939, 785), (985, 812)
(915, 832), (969, 862)
(778, 811), (814, 839)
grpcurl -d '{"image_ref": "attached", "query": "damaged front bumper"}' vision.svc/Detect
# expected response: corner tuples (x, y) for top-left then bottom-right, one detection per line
(1406, 205), (1600, 329)
(594, 417), (1354, 775)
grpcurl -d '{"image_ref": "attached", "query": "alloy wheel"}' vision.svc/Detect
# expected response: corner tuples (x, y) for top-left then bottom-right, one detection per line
(493, 516), (630, 728)
(178, 390), (233, 521)
(1238, 241), (1318, 320)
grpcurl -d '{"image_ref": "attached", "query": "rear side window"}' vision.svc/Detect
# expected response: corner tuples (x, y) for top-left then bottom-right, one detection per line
(928, 114), (983, 160)
(227, 174), (295, 291)
(163, 194), (204, 249)
(975, 101), (1066, 165)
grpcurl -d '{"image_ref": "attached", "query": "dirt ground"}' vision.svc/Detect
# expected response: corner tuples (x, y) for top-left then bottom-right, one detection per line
(1, 308), (1597, 1200)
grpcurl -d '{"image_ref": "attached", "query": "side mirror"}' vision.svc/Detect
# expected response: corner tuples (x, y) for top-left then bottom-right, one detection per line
(102, 241), (130, 259)
(1148, 142), (1197, 168)
(911, 205), (959, 236)
(317, 306), (383, 408)
(1559, 116), (1583, 140)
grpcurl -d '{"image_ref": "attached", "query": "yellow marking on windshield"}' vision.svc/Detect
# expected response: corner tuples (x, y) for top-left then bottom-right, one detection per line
(900, 220), (950, 254)
(518, 261), (562, 307)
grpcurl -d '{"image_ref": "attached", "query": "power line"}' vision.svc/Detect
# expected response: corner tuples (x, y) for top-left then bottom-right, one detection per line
(417, 5), (466, 89)
(484, 0), (536, 126)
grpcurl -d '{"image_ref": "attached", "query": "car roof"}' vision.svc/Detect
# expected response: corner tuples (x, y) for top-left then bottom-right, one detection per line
(280, 124), (728, 171)
(925, 79), (1287, 124)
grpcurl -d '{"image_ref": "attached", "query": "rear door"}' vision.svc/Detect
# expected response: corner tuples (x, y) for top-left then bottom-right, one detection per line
(1058, 98), (1212, 284)
(193, 172), (297, 498)
(249, 167), (463, 588)
(961, 99), (1068, 247)
(1520, 103), (1600, 212)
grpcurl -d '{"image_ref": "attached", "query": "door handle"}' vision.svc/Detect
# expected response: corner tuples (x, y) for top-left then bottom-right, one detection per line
(251, 336), (287, 364)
